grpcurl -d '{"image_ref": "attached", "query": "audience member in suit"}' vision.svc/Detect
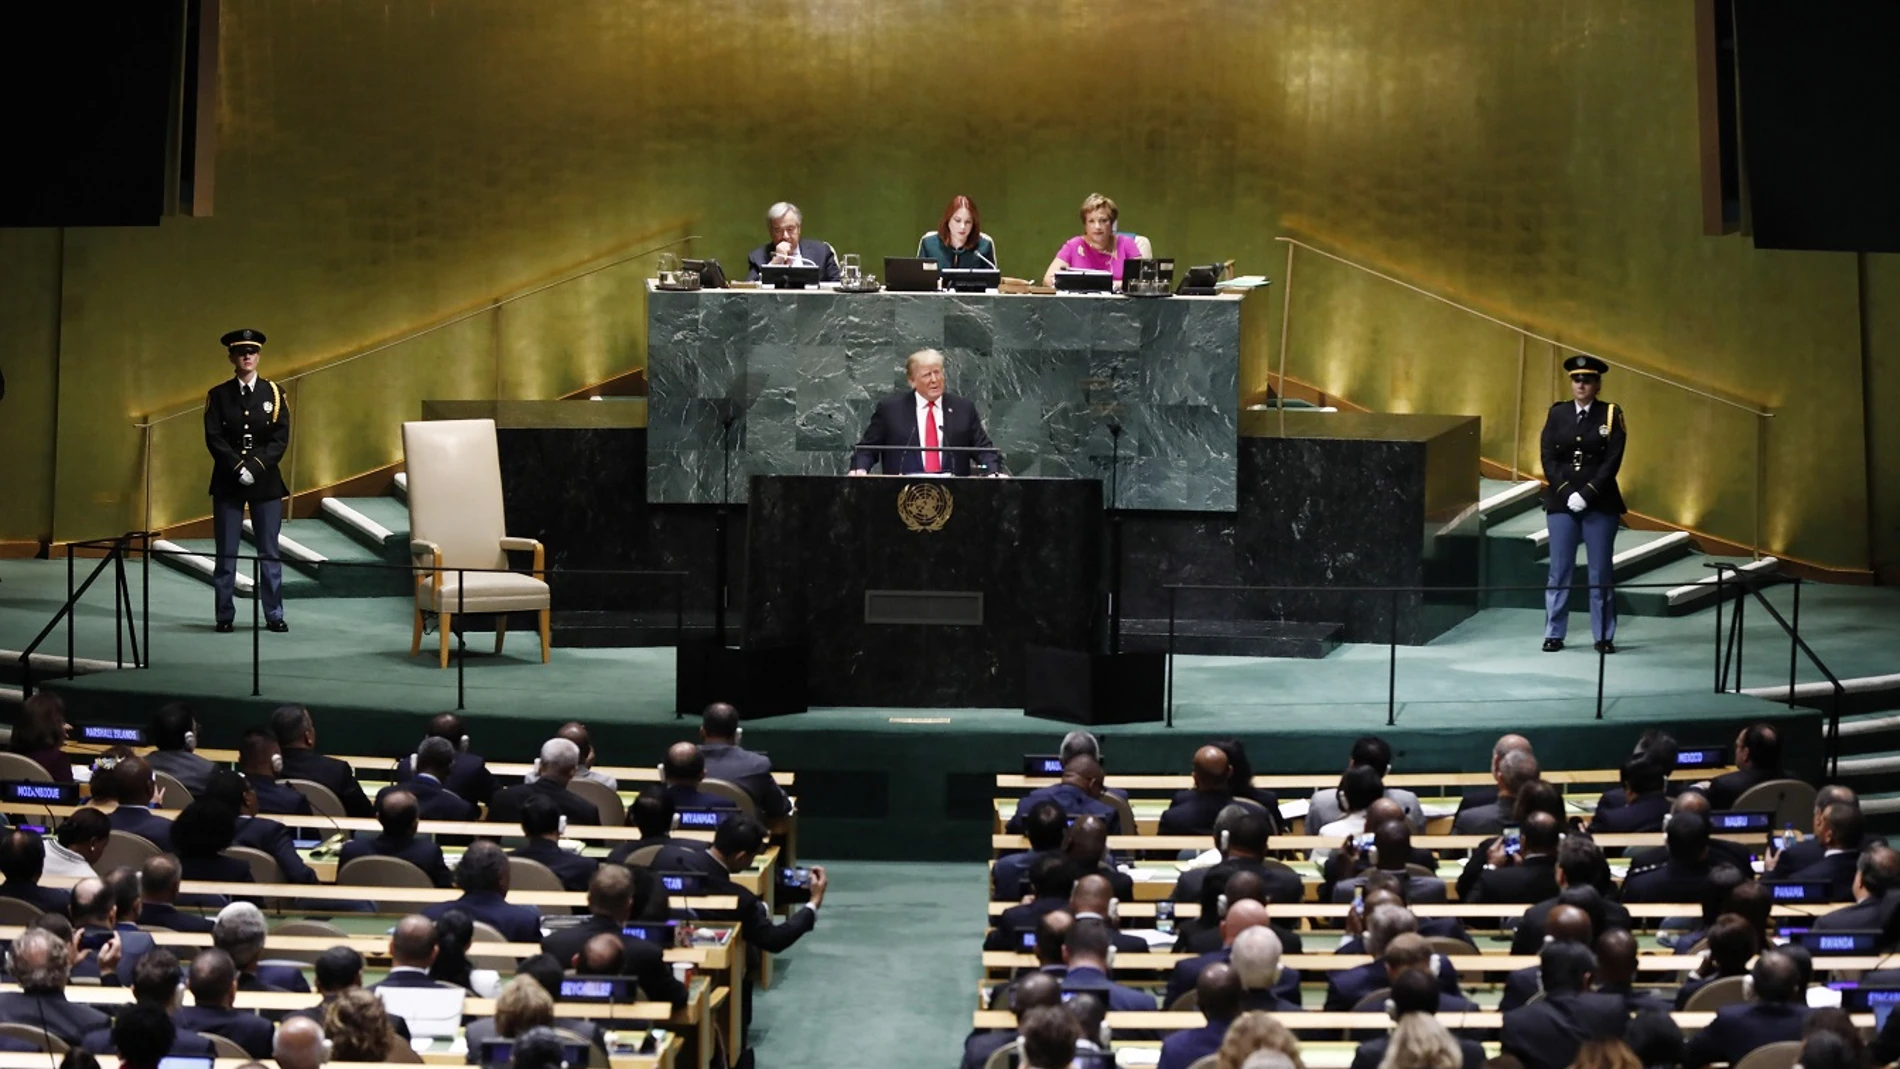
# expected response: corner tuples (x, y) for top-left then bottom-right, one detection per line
(510, 793), (600, 893)
(1767, 801), (1865, 901)
(1696, 722), (1785, 811)
(1069, 872), (1148, 956)
(370, 913), (452, 991)
(1352, 969), (1488, 1069)
(1471, 810), (1563, 905)
(463, 969), (595, 1059)
(1307, 735), (1427, 831)
(173, 948), (276, 1058)
(1052, 731), (1129, 801)
(101, 1002), (182, 1069)
(284, 947), (411, 1040)
(0, 927), (112, 1043)
(964, 972), (1064, 1069)
(44, 806), (111, 879)
(200, 769), (320, 885)
(488, 737), (602, 828)
(214, 900), (310, 993)
(1623, 810), (1725, 903)
(1511, 839), (1634, 953)
(1385, 932), (1479, 1011)
(1594, 929), (1674, 1015)
(1588, 754), (1671, 833)
(379, 736), (479, 822)
(1004, 754), (1120, 834)
(1592, 728), (1683, 811)
(538, 865), (688, 1006)
(1232, 926), (1305, 1013)
(1674, 912), (1759, 1009)
(1626, 1010), (1688, 1069)
(145, 701), (217, 798)
(1456, 734), (1534, 814)
(1321, 797), (1439, 893)
(1624, 791), (1755, 875)
(1157, 746), (1238, 836)
(1059, 814), (1134, 901)
(605, 786), (706, 867)
(1159, 962), (1247, 1069)
(987, 855), (1078, 950)
(1326, 905), (1464, 1012)
(1336, 872), (1476, 955)
(71, 872), (155, 985)
(995, 800), (1067, 900)
(986, 909), (1074, 1010)
(1061, 917), (1154, 1010)
(338, 789), (452, 887)
(1456, 779), (1567, 903)
(1174, 868), (1308, 971)
(173, 799), (257, 887)
(237, 728), (313, 817)
(519, 721), (620, 792)
(660, 741), (741, 814)
(1165, 899), (1277, 1009)
(1452, 747), (1540, 835)
(1814, 842), (1900, 935)
(0, 828), (74, 915)
(1500, 904), (1597, 1012)
(390, 712), (498, 806)
(270, 703), (374, 818)
(1174, 807), (1306, 910)
(1501, 941), (1630, 1069)
(1683, 949), (1812, 1067)
(1331, 815), (1449, 905)
(1767, 785), (1856, 878)
(422, 840), (543, 943)
(103, 754), (175, 850)
(136, 854), (216, 933)
(81, 949), (219, 1058)
(1210, 738), (1285, 832)
(698, 702), (794, 817)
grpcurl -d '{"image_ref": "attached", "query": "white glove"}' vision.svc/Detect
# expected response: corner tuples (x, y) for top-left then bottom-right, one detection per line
(1566, 491), (1586, 512)
(238, 467), (256, 487)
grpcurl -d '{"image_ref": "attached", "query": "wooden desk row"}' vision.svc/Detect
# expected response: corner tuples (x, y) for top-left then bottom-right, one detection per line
(992, 768), (1735, 793)
(36, 872), (741, 911)
(978, 951), (1900, 975)
(986, 900), (1846, 922)
(968, 1009), (1878, 1032)
(65, 745), (796, 788)
(990, 831), (1757, 853)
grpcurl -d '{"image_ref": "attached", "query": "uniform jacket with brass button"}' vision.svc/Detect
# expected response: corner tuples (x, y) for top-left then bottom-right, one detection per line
(1540, 398), (1626, 515)
(204, 376), (290, 502)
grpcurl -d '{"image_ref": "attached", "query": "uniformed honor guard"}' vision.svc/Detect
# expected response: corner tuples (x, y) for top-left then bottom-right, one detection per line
(1540, 354), (1627, 653)
(204, 329), (291, 633)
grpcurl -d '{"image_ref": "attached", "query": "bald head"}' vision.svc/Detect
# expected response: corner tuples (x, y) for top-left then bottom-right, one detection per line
(1364, 797), (1404, 829)
(1220, 899), (1270, 945)
(1070, 873), (1116, 917)
(1013, 971), (1064, 1014)
(274, 1015), (328, 1069)
(1493, 735), (1532, 769)
(556, 722), (595, 763)
(1595, 928), (1640, 986)
(390, 914), (438, 969)
(1672, 791), (1712, 817)
(1192, 746), (1231, 790)
(662, 742), (705, 785)
(1546, 903), (1594, 944)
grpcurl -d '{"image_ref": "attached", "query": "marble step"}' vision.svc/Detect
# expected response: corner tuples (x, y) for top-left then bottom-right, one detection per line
(1477, 479), (1544, 525)
(1118, 618), (1343, 659)
(321, 495), (412, 555)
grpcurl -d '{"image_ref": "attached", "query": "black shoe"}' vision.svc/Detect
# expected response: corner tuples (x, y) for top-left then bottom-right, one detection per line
(1542, 638), (1564, 652)
(267, 619), (289, 633)
(1595, 639), (1616, 654)
(215, 621), (234, 633)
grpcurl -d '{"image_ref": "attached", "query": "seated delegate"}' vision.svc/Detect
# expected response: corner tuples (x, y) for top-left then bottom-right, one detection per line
(918, 195), (998, 270)
(746, 200), (841, 282)
(1040, 191), (1143, 286)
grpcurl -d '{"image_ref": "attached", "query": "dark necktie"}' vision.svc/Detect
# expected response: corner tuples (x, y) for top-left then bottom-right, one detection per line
(241, 384), (252, 405)
(1577, 405), (1589, 428)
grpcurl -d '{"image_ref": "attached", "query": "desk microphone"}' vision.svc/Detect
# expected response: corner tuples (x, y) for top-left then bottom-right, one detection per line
(971, 247), (999, 270)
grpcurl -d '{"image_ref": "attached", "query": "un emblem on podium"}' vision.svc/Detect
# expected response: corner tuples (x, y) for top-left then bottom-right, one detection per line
(897, 482), (954, 533)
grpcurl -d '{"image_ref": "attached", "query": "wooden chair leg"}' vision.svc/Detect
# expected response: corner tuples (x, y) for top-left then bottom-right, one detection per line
(539, 608), (551, 664)
(438, 612), (453, 669)
(410, 609), (424, 657)
(495, 614), (508, 655)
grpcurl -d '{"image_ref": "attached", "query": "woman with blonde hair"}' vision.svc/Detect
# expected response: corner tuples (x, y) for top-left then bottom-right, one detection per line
(1569, 1039), (1642, 1069)
(1218, 1011), (1304, 1069)
(495, 973), (557, 1038)
(1041, 192), (1145, 286)
(1377, 1014), (1465, 1069)
(323, 988), (394, 1062)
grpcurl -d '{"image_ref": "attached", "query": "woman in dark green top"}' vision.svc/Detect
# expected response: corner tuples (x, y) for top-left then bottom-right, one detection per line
(917, 195), (998, 271)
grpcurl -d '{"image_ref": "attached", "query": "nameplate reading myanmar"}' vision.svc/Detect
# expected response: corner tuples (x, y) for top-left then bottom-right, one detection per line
(897, 482), (953, 533)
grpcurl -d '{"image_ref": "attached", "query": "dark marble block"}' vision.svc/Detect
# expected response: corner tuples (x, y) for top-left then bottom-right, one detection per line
(648, 286), (1244, 510)
(745, 475), (1102, 707)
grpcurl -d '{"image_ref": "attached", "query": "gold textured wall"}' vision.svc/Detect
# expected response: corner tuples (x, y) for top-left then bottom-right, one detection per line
(0, 0), (1887, 570)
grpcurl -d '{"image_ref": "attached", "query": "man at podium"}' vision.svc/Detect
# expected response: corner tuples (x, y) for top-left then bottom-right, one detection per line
(849, 348), (1002, 476)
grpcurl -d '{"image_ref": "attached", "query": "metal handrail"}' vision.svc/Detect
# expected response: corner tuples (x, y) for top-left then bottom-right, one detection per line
(1712, 566), (1846, 774)
(18, 532), (151, 697)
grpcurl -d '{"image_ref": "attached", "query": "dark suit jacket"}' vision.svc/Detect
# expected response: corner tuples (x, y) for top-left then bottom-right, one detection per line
(1005, 783), (1119, 833)
(699, 743), (793, 818)
(660, 785), (739, 815)
(984, 897), (1068, 951)
(512, 837), (600, 893)
(0, 881), (71, 915)
(246, 964), (312, 993)
(1332, 871), (1449, 905)
(1598, 982), (1674, 1016)
(746, 238), (841, 282)
(1683, 1000), (1810, 1068)
(373, 967), (451, 990)
(464, 1016), (601, 1058)
(1171, 857), (1307, 910)
(606, 834), (701, 868)
(1174, 922), (1306, 958)
(992, 848), (1054, 901)
(146, 749), (218, 797)
(1510, 895), (1634, 955)
(0, 991), (111, 1044)
(850, 390), (998, 475)
(393, 751), (497, 807)
(1540, 398), (1627, 515)
(1627, 837), (1754, 876)
(174, 1004), (276, 1058)
(83, 1024), (217, 1058)
(1500, 966), (1542, 1012)
(339, 833), (453, 888)
(1156, 790), (1237, 836)
(488, 778), (602, 828)
(1813, 892), (1898, 934)
(1501, 991), (1630, 1069)
(71, 925), (154, 985)
(138, 900), (217, 933)
(234, 814), (320, 883)
(960, 1029), (1016, 1069)
(1769, 837), (1824, 877)
(1353, 1034), (1487, 1069)
(249, 775), (314, 816)
(539, 914), (688, 1006)
(1771, 850), (1860, 901)
(1159, 1020), (1233, 1069)
(1062, 965), (1154, 1011)
(1472, 854), (1560, 904)
(1588, 791), (1669, 833)
(424, 891), (543, 943)
(1324, 956), (1465, 1012)
(1450, 797), (1513, 835)
(204, 375), (290, 502)
(1623, 857), (1718, 903)
(279, 748), (374, 818)
(378, 776), (479, 823)
(1702, 767), (1782, 812)
(650, 845), (817, 956)
(108, 806), (175, 851)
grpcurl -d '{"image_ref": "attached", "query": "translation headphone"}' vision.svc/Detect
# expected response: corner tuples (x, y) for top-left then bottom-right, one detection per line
(1219, 829), (1230, 852)
(558, 814), (568, 836)
(735, 726), (744, 745)
(1106, 897), (1120, 924)
(183, 723), (197, 752)
(1216, 893), (1229, 919)
(270, 752), (284, 774)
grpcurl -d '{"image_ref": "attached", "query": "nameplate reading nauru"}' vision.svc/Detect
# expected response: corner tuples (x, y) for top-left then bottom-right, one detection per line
(896, 482), (953, 533)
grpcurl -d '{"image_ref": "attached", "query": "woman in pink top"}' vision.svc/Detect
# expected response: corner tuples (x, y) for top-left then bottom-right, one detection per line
(1041, 192), (1143, 286)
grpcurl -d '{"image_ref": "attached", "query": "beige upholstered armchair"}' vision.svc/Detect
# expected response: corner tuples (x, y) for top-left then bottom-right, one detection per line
(402, 418), (551, 667)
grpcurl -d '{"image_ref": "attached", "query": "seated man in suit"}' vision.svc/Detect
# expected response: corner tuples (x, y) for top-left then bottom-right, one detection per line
(745, 201), (840, 282)
(269, 703), (373, 818)
(0, 927), (111, 1044)
(71, 873), (154, 985)
(1815, 842), (1900, 934)
(1683, 949), (1812, 1067)
(1159, 963), (1246, 1069)
(1059, 814), (1133, 901)
(1592, 729), (1683, 811)
(1069, 872), (1148, 956)
(964, 972), (1063, 1069)
(1353, 969), (1487, 1069)
(518, 721), (620, 791)
(1695, 721), (1785, 810)
(660, 742), (740, 814)
(488, 737), (602, 829)
(698, 702), (793, 817)
(539, 864), (688, 1006)
(606, 786), (702, 866)
(174, 948), (276, 1058)
(373, 914), (449, 989)
(1231, 926), (1303, 1012)
(1500, 903), (1595, 1011)
(1587, 753), (1670, 833)
(1455, 734), (1534, 815)
(379, 736), (478, 822)
(995, 801), (1066, 901)
(1500, 940), (1629, 1069)
(283, 947), (411, 1042)
(1470, 810), (1563, 905)
(1326, 904), (1461, 1012)
(987, 855), (1079, 951)
(1623, 810), (1723, 903)
(1157, 745), (1236, 836)
(213, 901), (309, 993)
(1308, 735), (1428, 831)
(391, 712), (497, 807)
(1004, 754), (1119, 834)
(145, 701), (217, 798)
(339, 789), (452, 888)
(1767, 800), (1865, 901)
(848, 348), (1001, 477)
(1512, 839), (1634, 953)
(1331, 816), (1448, 905)
(1175, 869), (1308, 976)
(1180, 808), (1306, 911)
(200, 770), (319, 885)
(136, 854), (215, 933)
(423, 840), (543, 942)
(1061, 917), (1153, 1011)
(1165, 898), (1277, 1008)
(104, 754), (175, 850)
(81, 949), (219, 1058)
(236, 728), (313, 817)
(511, 793), (600, 892)
(1594, 928), (1673, 1015)
(1768, 785), (1856, 877)
(1624, 791), (1754, 875)
(1675, 912), (1760, 1009)
(986, 910), (1074, 1010)
(44, 806), (111, 879)
(1452, 748), (1539, 835)
(104, 1003), (179, 1069)
(1384, 931), (1481, 1013)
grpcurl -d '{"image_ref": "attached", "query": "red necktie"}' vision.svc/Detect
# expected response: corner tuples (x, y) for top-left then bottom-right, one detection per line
(923, 400), (942, 473)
